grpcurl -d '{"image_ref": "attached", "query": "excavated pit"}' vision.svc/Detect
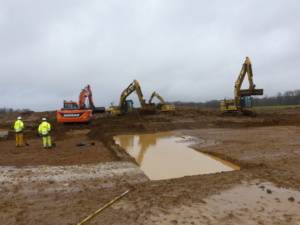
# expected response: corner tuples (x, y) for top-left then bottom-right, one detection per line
(1, 107), (300, 225)
(114, 132), (240, 180)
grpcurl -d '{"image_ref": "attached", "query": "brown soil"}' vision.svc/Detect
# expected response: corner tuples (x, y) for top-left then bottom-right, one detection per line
(0, 106), (300, 225)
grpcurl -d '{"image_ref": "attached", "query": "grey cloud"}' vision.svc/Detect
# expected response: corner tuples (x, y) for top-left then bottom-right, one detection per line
(0, 0), (300, 111)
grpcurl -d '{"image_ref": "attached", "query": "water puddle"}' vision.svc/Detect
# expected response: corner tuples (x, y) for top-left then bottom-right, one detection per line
(201, 181), (300, 224)
(114, 132), (240, 180)
(148, 181), (300, 224)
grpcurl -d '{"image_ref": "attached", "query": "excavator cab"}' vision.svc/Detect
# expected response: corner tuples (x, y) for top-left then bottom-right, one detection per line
(120, 100), (134, 114)
(62, 101), (78, 110)
(156, 103), (163, 110)
(240, 96), (253, 109)
(106, 100), (134, 115)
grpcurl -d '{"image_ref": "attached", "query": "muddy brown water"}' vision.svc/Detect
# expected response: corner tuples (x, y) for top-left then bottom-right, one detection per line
(114, 132), (240, 180)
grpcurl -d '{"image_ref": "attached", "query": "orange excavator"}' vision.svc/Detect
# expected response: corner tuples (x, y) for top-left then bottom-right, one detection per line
(57, 85), (105, 123)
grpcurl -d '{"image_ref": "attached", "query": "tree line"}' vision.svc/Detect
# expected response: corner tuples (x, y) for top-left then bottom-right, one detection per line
(170, 89), (300, 108)
(253, 90), (300, 107)
(0, 107), (31, 114)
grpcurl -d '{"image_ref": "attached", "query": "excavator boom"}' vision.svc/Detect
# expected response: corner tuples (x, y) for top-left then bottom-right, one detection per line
(149, 92), (165, 104)
(234, 57), (263, 98)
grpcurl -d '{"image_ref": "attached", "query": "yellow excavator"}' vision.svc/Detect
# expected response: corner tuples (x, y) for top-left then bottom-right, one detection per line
(106, 79), (156, 116)
(220, 57), (264, 116)
(149, 92), (175, 112)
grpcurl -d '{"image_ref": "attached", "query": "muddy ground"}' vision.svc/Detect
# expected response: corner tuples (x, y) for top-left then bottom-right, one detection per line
(0, 106), (300, 225)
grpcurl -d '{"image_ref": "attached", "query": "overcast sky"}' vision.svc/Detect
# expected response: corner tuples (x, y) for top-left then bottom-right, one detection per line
(1, 0), (299, 111)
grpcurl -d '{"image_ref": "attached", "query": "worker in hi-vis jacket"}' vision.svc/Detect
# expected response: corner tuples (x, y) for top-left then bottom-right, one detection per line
(14, 116), (24, 147)
(38, 117), (52, 150)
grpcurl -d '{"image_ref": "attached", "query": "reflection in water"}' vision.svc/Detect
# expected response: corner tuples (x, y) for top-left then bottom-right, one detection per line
(137, 134), (157, 164)
(114, 132), (240, 180)
(202, 153), (241, 171)
(117, 135), (134, 152)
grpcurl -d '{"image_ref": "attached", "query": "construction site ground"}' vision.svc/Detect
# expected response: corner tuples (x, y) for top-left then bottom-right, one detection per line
(0, 106), (300, 225)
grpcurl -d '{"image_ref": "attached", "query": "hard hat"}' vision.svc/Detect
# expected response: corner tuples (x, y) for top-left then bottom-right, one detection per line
(17, 116), (22, 120)
(42, 118), (47, 121)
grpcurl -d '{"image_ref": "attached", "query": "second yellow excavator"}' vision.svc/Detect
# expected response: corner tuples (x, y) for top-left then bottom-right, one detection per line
(149, 92), (175, 112)
(106, 80), (156, 116)
(220, 57), (264, 116)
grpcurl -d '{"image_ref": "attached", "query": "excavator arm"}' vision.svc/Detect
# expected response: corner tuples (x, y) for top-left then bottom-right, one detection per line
(234, 57), (263, 98)
(149, 92), (165, 104)
(78, 85), (105, 113)
(119, 80), (146, 108)
(78, 85), (91, 109)
(86, 85), (96, 109)
(234, 57), (263, 108)
(118, 80), (138, 108)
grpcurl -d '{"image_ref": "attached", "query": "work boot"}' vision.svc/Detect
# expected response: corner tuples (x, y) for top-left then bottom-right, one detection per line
(44, 148), (46, 151)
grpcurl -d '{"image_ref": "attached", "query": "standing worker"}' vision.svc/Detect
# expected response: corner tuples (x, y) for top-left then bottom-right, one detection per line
(38, 118), (52, 150)
(14, 116), (24, 147)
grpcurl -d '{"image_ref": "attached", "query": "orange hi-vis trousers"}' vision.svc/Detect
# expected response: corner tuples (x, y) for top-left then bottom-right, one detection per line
(15, 133), (24, 147)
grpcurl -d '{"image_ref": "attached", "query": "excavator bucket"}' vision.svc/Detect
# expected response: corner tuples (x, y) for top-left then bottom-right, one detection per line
(239, 89), (264, 96)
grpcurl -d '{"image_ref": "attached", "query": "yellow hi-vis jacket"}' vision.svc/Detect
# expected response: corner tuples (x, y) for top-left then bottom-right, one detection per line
(14, 120), (24, 133)
(38, 121), (51, 135)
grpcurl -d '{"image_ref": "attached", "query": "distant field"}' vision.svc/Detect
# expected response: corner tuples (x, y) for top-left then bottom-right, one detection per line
(254, 105), (300, 110)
